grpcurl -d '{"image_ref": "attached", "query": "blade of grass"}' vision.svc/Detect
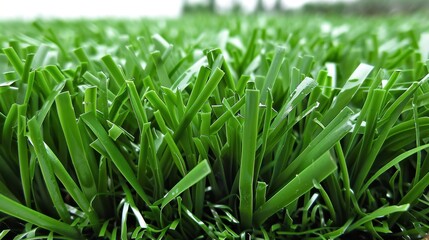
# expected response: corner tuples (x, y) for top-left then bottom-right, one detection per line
(354, 81), (424, 195)
(120, 201), (129, 240)
(151, 51), (172, 87)
(160, 159), (211, 209)
(174, 67), (224, 141)
(349, 204), (409, 232)
(360, 143), (429, 196)
(164, 131), (188, 176)
(313, 180), (336, 222)
(253, 151), (337, 225)
(389, 162), (429, 225)
(271, 107), (352, 192)
(345, 69), (384, 155)
(141, 122), (163, 198)
(122, 183), (147, 228)
(351, 89), (386, 180)
(260, 46), (286, 102)
(84, 86), (97, 113)
(0, 229), (10, 239)
(17, 105), (31, 207)
(255, 181), (267, 210)
(44, 144), (100, 228)
(126, 81), (148, 129)
(254, 89), (273, 181)
(81, 112), (151, 205)
(271, 76), (318, 129)
(27, 117), (71, 223)
(2, 103), (17, 151)
(3, 47), (24, 77)
(35, 80), (66, 126)
(334, 141), (350, 213)
(412, 93), (422, 185)
(181, 201), (217, 239)
(101, 55), (126, 93)
(0, 194), (80, 238)
(55, 92), (98, 203)
(209, 96), (245, 134)
(239, 87), (260, 229)
(322, 63), (374, 125)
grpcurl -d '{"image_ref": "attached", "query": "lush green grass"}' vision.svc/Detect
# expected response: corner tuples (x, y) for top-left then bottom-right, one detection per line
(1, 14), (429, 239)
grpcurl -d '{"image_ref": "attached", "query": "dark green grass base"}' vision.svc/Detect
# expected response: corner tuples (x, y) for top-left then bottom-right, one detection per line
(1, 15), (429, 239)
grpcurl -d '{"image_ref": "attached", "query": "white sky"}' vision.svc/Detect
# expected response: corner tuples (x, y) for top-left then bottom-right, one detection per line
(0, 0), (354, 20)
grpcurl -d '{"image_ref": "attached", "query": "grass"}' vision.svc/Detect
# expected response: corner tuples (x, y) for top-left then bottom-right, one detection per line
(1, 14), (429, 239)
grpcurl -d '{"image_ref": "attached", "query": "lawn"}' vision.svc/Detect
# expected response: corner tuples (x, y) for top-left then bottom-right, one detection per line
(1, 14), (429, 239)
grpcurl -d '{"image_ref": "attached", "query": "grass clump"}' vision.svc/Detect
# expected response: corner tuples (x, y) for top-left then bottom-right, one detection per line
(1, 15), (429, 239)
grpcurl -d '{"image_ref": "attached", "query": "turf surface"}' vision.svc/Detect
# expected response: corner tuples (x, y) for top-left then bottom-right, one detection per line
(1, 14), (429, 239)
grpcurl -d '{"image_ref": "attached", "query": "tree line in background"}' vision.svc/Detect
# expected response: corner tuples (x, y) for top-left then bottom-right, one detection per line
(183, 0), (429, 15)
(303, 0), (429, 15)
(183, 0), (281, 13)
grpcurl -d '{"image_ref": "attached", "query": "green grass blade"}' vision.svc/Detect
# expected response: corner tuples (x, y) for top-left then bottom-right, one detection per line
(271, 77), (318, 129)
(351, 89), (386, 180)
(334, 141), (351, 212)
(160, 159), (211, 209)
(272, 107), (352, 191)
(44, 65), (66, 83)
(45, 144), (100, 228)
(322, 63), (374, 125)
(209, 96), (245, 134)
(81, 112), (151, 205)
(253, 151), (337, 225)
(2, 103), (17, 151)
(101, 55), (126, 93)
(55, 92), (98, 202)
(389, 166), (429, 225)
(313, 180), (336, 222)
(122, 183), (147, 228)
(181, 202), (216, 239)
(3, 47), (24, 77)
(141, 122), (163, 198)
(27, 117), (71, 223)
(0, 194), (81, 238)
(84, 86), (97, 113)
(360, 143), (429, 197)
(174, 67), (224, 141)
(239, 88), (260, 229)
(260, 46), (286, 102)
(0, 229), (10, 239)
(349, 204), (409, 232)
(145, 90), (176, 128)
(120, 201), (129, 240)
(255, 89), (273, 181)
(35, 80), (65, 126)
(354, 82), (422, 194)
(164, 131), (188, 176)
(255, 181), (267, 210)
(126, 81), (148, 129)
(17, 105), (31, 207)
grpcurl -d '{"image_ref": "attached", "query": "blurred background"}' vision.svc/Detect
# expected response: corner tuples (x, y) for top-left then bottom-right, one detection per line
(0, 0), (428, 19)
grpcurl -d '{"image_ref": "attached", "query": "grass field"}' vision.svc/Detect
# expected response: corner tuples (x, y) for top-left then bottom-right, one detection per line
(1, 14), (429, 239)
